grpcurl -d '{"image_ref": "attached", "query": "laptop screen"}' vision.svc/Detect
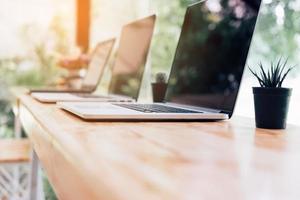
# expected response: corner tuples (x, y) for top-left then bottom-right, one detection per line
(109, 15), (156, 99)
(82, 39), (115, 90)
(165, 0), (261, 115)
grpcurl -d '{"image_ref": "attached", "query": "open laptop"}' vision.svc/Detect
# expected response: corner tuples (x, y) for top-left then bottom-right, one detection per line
(58, 0), (262, 121)
(29, 38), (115, 94)
(31, 15), (156, 103)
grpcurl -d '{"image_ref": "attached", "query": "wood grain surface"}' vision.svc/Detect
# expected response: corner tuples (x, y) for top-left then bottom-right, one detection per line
(18, 94), (300, 200)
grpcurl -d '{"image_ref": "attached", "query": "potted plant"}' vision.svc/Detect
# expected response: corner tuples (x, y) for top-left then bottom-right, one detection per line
(249, 59), (294, 129)
(152, 73), (168, 102)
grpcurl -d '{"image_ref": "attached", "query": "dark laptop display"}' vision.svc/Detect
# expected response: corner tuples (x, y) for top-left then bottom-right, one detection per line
(109, 15), (156, 99)
(165, 0), (261, 116)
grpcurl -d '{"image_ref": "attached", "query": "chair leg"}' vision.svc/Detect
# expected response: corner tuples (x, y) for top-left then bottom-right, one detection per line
(12, 107), (22, 198)
(14, 111), (22, 139)
(37, 170), (45, 200)
(29, 150), (39, 200)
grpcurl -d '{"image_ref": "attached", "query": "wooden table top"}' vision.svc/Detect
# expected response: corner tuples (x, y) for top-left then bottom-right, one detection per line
(18, 94), (300, 200)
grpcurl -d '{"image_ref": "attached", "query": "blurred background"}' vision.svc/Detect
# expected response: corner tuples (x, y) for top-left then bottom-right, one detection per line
(0, 0), (299, 198)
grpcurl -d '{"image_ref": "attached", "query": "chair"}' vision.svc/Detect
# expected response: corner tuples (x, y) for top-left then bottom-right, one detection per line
(0, 139), (31, 200)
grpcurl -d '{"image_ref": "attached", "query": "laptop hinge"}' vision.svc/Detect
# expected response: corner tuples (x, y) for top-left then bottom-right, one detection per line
(220, 110), (232, 117)
(165, 103), (221, 113)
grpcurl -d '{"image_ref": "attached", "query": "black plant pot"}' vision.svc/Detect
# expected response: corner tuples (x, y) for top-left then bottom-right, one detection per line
(152, 83), (167, 102)
(253, 87), (292, 129)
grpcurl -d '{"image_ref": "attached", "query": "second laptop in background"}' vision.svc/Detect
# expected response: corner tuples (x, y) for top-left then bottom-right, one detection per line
(31, 14), (156, 103)
(30, 38), (115, 94)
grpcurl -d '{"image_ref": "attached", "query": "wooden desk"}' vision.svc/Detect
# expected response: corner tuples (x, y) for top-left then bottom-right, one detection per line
(18, 94), (300, 200)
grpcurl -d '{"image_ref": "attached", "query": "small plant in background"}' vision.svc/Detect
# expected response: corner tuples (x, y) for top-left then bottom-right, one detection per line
(155, 72), (167, 83)
(249, 58), (294, 88)
(152, 72), (168, 102)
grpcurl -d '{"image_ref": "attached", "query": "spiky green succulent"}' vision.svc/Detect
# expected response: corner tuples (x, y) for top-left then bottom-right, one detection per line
(249, 58), (294, 88)
(155, 73), (167, 83)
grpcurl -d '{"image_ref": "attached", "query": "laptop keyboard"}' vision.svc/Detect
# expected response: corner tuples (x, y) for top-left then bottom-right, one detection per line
(113, 104), (202, 113)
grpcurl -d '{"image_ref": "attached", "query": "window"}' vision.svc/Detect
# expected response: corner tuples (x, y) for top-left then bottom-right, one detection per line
(90, 0), (151, 94)
(0, 0), (76, 87)
(0, 0), (75, 57)
(90, 0), (150, 47)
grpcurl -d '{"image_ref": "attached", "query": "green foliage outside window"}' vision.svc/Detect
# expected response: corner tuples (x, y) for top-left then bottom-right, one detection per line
(150, 0), (300, 76)
(150, 0), (199, 75)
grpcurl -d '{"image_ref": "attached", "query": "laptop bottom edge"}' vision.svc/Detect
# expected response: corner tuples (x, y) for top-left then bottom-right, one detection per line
(58, 102), (229, 122)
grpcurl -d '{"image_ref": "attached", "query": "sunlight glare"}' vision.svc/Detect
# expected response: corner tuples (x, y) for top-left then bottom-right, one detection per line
(275, 4), (285, 25)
